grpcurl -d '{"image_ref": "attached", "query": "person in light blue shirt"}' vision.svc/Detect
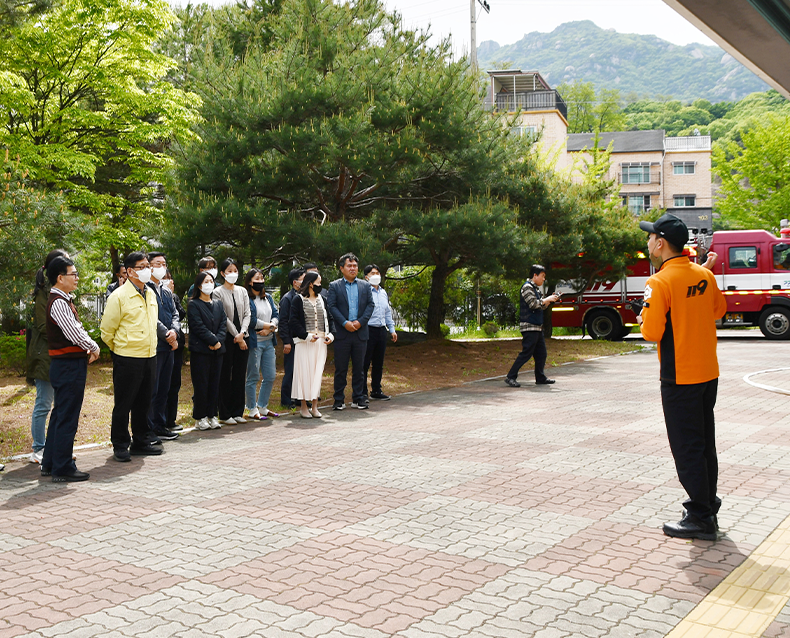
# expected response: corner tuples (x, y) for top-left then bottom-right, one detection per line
(363, 264), (398, 401)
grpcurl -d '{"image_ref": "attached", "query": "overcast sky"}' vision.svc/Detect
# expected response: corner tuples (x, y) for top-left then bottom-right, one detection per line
(193, 0), (715, 50)
(383, 0), (715, 52)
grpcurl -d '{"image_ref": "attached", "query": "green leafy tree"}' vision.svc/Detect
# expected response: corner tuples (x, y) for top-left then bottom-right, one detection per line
(170, 0), (508, 286)
(0, 0), (50, 31)
(156, 0), (284, 92)
(0, 0), (201, 269)
(556, 80), (625, 134)
(713, 115), (790, 230)
(0, 153), (79, 331)
(383, 200), (528, 337)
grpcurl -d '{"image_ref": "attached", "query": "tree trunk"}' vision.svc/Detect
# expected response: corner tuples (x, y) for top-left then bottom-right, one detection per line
(542, 276), (554, 339)
(110, 246), (119, 277)
(426, 263), (449, 339)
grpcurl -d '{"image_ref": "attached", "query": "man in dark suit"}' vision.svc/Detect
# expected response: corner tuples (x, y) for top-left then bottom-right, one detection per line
(327, 253), (374, 410)
(277, 268), (305, 409)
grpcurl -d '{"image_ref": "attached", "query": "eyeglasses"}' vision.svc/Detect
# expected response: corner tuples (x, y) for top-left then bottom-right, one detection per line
(129, 265), (150, 271)
(63, 272), (79, 278)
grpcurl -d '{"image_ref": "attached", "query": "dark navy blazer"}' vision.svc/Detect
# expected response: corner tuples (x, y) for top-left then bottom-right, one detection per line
(326, 277), (374, 341)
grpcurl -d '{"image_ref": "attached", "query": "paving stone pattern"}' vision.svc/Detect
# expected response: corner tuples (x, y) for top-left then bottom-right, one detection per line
(1, 339), (789, 637)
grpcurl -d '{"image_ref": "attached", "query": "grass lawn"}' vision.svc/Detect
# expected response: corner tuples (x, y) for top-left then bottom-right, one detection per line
(0, 337), (644, 460)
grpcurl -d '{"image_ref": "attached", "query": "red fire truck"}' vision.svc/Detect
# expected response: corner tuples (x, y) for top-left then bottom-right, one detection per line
(550, 229), (790, 340)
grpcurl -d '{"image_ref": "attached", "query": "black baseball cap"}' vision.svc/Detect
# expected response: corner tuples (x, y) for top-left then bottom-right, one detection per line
(639, 213), (688, 249)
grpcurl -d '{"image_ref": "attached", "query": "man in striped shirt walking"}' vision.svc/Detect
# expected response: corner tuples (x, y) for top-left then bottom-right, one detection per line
(40, 256), (100, 482)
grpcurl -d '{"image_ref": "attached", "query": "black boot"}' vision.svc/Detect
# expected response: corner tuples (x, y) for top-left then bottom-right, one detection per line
(663, 511), (717, 541)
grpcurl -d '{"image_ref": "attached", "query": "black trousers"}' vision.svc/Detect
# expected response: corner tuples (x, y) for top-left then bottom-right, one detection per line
(218, 335), (248, 419)
(364, 326), (389, 396)
(661, 379), (720, 521)
(190, 351), (224, 420)
(281, 347), (295, 408)
(166, 346), (183, 428)
(507, 330), (548, 382)
(333, 336), (367, 403)
(111, 354), (157, 450)
(42, 357), (87, 477)
(148, 348), (174, 432)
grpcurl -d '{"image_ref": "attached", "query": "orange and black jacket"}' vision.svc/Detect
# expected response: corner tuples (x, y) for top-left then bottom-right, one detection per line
(640, 257), (727, 385)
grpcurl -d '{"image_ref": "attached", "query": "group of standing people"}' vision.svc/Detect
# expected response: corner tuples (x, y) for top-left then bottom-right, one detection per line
(24, 250), (398, 479)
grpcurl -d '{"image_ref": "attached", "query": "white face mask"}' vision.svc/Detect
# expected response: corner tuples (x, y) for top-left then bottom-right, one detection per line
(152, 266), (167, 281)
(136, 268), (152, 284)
(201, 282), (214, 296)
(368, 274), (381, 286)
(223, 271), (238, 284)
(207, 268), (218, 279)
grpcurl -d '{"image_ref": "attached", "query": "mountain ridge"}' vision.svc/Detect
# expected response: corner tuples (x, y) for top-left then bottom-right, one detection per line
(477, 21), (768, 102)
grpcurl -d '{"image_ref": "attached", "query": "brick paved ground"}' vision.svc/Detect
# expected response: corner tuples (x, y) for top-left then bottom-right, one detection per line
(1, 338), (789, 638)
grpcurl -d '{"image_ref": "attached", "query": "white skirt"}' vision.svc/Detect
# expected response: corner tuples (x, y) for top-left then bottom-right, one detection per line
(292, 338), (328, 400)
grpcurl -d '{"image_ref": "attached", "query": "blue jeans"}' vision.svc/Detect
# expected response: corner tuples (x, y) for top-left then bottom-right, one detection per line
(31, 379), (54, 452)
(246, 339), (276, 411)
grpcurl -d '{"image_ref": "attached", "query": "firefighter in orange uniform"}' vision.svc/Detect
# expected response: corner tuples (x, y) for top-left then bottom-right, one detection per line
(637, 213), (727, 541)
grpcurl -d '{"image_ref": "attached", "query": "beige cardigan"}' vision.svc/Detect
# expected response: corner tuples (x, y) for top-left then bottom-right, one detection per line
(211, 285), (251, 338)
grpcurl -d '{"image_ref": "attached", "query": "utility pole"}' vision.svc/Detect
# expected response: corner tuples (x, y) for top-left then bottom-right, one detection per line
(470, 0), (490, 71)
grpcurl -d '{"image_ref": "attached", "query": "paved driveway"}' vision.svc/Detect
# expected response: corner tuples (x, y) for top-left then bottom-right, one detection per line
(1, 339), (789, 637)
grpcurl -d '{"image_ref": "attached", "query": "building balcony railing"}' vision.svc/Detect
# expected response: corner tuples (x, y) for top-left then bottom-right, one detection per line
(664, 135), (712, 151)
(620, 171), (661, 185)
(486, 90), (568, 121)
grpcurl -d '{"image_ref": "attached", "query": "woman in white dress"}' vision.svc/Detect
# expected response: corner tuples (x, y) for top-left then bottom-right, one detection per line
(288, 271), (334, 419)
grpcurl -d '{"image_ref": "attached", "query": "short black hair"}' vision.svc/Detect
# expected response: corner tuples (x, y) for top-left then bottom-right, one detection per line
(47, 256), (75, 286)
(124, 251), (148, 269)
(664, 240), (684, 254)
(113, 262), (125, 275)
(529, 264), (546, 278)
(337, 253), (359, 269)
(363, 264), (379, 276)
(288, 268), (305, 284)
(148, 251), (166, 262)
(45, 249), (69, 270)
(198, 256), (216, 269)
(35, 249), (69, 295)
(299, 271), (320, 297)
(219, 257), (236, 274)
(244, 268), (264, 297)
(191, 271), (214, 300)
(303, 262), (318, 271)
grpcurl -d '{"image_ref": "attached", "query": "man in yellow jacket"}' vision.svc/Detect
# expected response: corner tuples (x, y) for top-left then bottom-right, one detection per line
(637, 214), (727, 541)
(101, 252), (163, 462)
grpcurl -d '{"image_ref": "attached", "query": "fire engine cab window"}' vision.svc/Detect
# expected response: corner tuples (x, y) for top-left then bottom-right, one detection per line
(728, 247), (757, 269)
(774, 245), (790, 271)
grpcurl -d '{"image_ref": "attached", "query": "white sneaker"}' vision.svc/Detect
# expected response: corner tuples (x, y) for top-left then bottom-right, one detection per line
(222, 417), (237, 425)
(196, 418), (211, 431)
(234, 416), (248, 424)
(210, 417), (221, 429)
(248, 408), (260, 420)
(30, 450), (44, 464)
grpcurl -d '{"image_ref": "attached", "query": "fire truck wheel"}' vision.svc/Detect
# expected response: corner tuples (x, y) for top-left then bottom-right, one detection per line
(758, 307), (790, 340)
(586, 309), (623, 341)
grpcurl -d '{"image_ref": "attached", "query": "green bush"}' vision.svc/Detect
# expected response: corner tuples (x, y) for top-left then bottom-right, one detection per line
(482, 321), (499, 336)
(0, 334), (27, 375)
(439, 324), (450, 338)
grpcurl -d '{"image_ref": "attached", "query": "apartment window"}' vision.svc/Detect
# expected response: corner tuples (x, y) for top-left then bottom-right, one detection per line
(622, 195), (650, 215)
(622, 163), (651, 184)
(728, 246), (757, 270)
(673, 162), (696, 175)
(674, 195), (696, 207)
(510, 125), (537, 139)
